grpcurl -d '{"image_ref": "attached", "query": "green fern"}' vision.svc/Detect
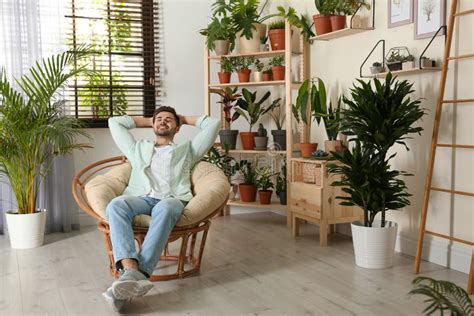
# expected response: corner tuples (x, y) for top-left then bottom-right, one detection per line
(409, 276), (474, 315)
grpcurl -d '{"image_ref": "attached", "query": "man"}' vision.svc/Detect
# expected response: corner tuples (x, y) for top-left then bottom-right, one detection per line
(103, 106), (220, 311)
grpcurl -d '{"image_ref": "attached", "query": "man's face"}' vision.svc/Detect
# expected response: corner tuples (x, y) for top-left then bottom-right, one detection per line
(153, 111), (179, 137)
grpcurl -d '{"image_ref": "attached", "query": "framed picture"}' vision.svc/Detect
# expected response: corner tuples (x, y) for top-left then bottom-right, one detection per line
(414, 0), (446, 39)
(388, 0), (413, 28)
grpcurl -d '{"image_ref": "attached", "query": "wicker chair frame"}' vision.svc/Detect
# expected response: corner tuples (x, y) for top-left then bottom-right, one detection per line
(72, 156), (227, 281)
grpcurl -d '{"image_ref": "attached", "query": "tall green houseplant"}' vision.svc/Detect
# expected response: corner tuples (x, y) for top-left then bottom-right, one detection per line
(0, 48), (92, 215)
(328, 73), (425, 227)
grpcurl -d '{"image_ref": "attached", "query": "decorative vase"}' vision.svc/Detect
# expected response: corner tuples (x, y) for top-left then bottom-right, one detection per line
(239, 184), (257, 202)
(219, 130), (239, 149)
(5, 209), (47, 249)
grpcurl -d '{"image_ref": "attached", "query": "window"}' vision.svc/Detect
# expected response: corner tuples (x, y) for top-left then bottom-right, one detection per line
(66, 0), (160, 127)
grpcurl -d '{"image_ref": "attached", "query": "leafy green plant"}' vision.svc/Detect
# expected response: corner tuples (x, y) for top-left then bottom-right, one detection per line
(269, 19), (285, 30)
(331, 0), (370, 15)
(292, 79), (311, 125)
(0, 48), (92, 214)
(202, 145), (237, 180)
(314, 0), (333, 15)
(387, 51), (406, 64)
(233, 88), (280, 131)
(254, 59), (264, 72)
(275, 160), (287, 196)
(219, 56), (234, 72)
(256, 166), (274, 191)
(263, 66), (273, 75)
(276, 6), (315, 40)
(404, 54), (415, 62)
(232, 56), (256, 71)
(269, 55), (285, 67)
(328, 73), (425, 227)
(409, 276), (474, 315)
(260, 35), (268, 44)
(200, 16), (236, 51)
(237, 159), (257, 185)
(211, 87), (241, 127)
(270, 100), (285, 130)
(311, 78), (342, 141)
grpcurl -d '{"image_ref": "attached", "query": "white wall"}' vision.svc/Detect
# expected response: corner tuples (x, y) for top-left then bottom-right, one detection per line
(73, 0), (473, 273)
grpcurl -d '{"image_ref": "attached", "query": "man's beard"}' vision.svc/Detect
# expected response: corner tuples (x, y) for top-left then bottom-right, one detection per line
(154, 125), (175, 136)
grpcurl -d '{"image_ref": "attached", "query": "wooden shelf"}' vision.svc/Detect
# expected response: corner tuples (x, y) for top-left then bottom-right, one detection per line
(372, 67), (442, 78)
(209, 81), (285, 88)
(208, 50), (302, 60)
(310, 27), (374, 41)
(290, 157), (328, 164)
(229, 149), (286, 155)
(227, 199), (287, 210)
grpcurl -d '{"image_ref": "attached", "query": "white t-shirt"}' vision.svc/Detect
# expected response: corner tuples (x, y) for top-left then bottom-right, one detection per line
(146, 145), (173, 199)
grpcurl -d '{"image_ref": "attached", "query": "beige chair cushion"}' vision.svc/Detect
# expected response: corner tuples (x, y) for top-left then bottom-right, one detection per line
(84, 161), (229, 227)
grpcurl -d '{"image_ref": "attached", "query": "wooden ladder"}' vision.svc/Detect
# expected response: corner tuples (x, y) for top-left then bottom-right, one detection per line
(413, 0), (474, 294)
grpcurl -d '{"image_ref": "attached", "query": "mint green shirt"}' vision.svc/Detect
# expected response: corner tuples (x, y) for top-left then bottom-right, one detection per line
(108, 115), (220, 201)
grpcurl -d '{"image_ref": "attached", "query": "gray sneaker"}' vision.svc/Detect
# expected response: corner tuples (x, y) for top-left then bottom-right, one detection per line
(112, 268), (153, 300)
(102, 287), (127, 312)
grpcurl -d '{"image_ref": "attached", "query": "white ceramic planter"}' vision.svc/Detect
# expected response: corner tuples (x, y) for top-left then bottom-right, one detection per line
(402, 61), (415, 70)
(254, 71), (263, 82)
(351, 220), (398, 269)
(5, 210), (46, 249)
(238, 23), (266, 54)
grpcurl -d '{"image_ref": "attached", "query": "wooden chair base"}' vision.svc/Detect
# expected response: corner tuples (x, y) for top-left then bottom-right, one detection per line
(98, 220), (212, 281)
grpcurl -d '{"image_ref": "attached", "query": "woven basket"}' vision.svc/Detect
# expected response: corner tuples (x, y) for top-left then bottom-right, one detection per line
(302, 163), (322, 186)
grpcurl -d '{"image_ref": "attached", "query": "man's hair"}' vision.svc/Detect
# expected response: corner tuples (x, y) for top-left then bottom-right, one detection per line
(152, 106), (180, 125)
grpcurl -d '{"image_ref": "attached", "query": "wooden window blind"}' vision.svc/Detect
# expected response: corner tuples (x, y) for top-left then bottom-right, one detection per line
(65, 0), (160, 127)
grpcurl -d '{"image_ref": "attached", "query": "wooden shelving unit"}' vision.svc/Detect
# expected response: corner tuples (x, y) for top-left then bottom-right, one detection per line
(310, 27), (374, 42)
(204, 20), (310, 221)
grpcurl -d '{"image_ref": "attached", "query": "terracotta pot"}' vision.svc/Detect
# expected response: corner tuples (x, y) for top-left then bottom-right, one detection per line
(258, 190), (273, 204)
(214, 40), (230, 56)
(240, 132), (257, 150)
(218, 72), (231, 84)
(262, 72), (273, 81)
(313, 14), (332, 35)
(330, 15), (346, 32)
(237, 69), (251, 82)
(238, 23), (267, 54)
(271, 66), (285, 81)
(268, 29), (285, 51)
(300, 143), (317, 158)
(324, 140), (343, 153)
(239, 184), (257, 202)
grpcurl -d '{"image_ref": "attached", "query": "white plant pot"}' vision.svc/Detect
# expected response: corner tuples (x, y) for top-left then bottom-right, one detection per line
(351, 220), (398, 269)
(254, 71), (263, 82)
(238, 23), (266, 54)
(5, 209), (46, 249)
(402, 61), (415, 70)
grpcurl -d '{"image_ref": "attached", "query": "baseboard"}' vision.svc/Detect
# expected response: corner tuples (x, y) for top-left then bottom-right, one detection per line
(77, 211), (98, 227)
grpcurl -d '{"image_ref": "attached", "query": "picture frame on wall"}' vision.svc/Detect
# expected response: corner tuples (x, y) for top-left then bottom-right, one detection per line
(414, 0), (446, 39)
(388, 0), (413, 28)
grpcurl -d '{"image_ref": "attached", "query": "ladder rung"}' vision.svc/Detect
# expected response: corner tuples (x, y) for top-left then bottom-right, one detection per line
(454, 9), (474, 17)
(442, 98), (474, 104)
(431, 187), (474, 197)
(448, 53), (474, 61)
(425, 230), (474, 246)
(437, 144), (474, 149)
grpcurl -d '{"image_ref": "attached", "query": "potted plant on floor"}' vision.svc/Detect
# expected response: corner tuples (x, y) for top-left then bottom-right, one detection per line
(234, 56), (256, 83)
(253, 59), (264, 82)
(270, 100), (286, 150)
(233, 88), (280, 150)
(212, 87), (242, 149)
(292, 80), (317, 157)
(269, 55), (285, 81)
(256, 166), (274, 204)
(275, 160), (287, 205)
(311, 78), (344, 153)
(328, 73), (425, 269)
(218, 56), (234, 84)
(268, 19), (286, 50)
(0, 48), (92, 249)
(200, 16), (236, 56)
(237, 159), (258, 202)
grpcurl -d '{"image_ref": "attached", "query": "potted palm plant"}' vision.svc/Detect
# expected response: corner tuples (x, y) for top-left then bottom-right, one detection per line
(256, 166), (274, 204)
(212, 87), (241, 149)
(233, 88), (280, 150)
(270, 100), (286, 150)
(237, 160), (258, 202)
(328, 73), (425, 269)
(269, 55), (285, 81)
(292, 80), (317, 157)
(200, 16), (236, 55)
(0, 48), (91, 249)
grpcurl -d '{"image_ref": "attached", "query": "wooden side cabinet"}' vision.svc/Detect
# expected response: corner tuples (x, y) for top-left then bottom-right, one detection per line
(289, 158), (363, 246)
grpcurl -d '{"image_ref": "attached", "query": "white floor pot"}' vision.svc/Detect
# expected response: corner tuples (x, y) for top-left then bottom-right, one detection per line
(5, 210), (47, 249)
(351, 220), (398, 269)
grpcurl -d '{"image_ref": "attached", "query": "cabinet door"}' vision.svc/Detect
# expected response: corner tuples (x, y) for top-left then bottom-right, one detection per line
(289, 182), (322, 219)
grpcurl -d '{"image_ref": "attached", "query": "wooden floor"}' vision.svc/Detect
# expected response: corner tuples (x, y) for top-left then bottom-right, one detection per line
(0, 212), (470, 315)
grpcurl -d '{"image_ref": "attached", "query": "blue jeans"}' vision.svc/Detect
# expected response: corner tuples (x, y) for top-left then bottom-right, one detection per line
(106, 196), (185, 277)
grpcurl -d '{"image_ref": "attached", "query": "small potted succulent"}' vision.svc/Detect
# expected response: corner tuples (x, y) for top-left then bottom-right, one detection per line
(253, 59), (264, 82)
(269, 55), (285, 81)
(268, 19), (286, 51)
(275, 160), (287, 205)
(260, 36), (269, 52)
(218, 56), (233, 84)
(237, 160), (258, 202)
(370, 61), (384, 74)
(262, 66), (273, 81)
(212, 87), (241, 149)
(270, 100), (286, 150)
(402, 54), (416, 70)
(233, 56), (256, 83)
(256, 166), (274, 204)
(420, 56), (435, 68)
(254, 123), (268, 150)
(386, 51), (405, 71)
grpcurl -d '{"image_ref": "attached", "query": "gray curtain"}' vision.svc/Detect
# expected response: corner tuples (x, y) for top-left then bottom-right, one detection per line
(0, 0), (79, 234)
